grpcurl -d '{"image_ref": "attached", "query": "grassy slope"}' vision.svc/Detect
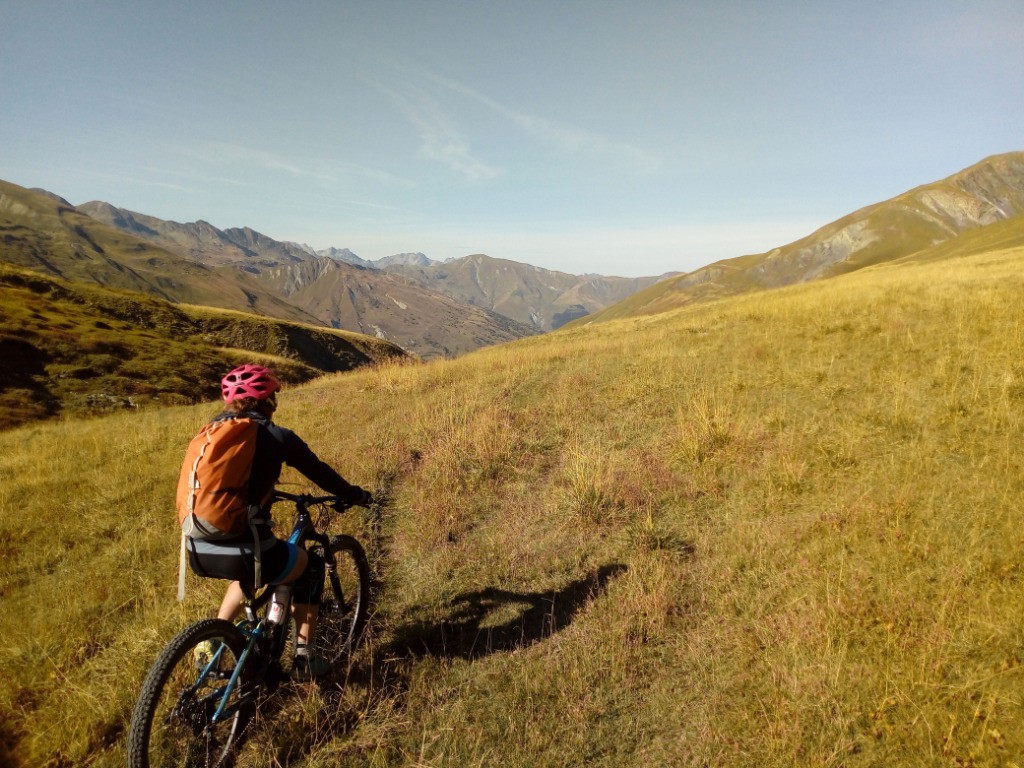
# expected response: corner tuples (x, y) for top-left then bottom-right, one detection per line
(572, 153), (1024, 328)
(894, 209), (1024, 265)
(0, 263), (406, 429)
(1, 243), (1023, 766)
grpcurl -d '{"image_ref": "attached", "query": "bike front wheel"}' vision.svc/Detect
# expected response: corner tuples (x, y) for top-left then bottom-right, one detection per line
(127, 618), (251, 768)
(315, 534), (370, 666)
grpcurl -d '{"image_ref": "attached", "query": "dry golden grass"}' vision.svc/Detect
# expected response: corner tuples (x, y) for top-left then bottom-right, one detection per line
(1, 245), (1023, 766)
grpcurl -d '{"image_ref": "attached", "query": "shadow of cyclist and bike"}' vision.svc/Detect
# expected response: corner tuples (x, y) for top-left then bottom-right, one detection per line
(237, 483), (632, 763)
(384, 563), (629, 660)
(360, 488), (629, 659)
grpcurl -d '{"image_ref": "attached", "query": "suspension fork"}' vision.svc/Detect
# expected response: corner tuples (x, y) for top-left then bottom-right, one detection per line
(304, 529), (344, 603)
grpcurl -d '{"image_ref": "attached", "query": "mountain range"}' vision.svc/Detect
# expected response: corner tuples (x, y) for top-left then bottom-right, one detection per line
(3, 150), (1023, 360)
(0, 187), (526, 358)
(77, 202), (667, 333)
(68, 198), (669, 352)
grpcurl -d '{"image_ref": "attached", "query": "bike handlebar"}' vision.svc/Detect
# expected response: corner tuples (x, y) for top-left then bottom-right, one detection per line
(271, 490), (364, 510)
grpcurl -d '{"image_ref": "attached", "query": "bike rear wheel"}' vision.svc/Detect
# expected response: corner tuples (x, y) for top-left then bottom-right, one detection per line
(314, 535), (370, 666)
(127, 618), (251, 768)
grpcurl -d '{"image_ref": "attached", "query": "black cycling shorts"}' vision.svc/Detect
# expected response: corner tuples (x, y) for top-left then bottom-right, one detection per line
(187, 539), (325, 605)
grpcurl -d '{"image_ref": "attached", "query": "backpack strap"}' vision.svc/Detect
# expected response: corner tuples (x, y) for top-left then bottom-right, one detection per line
(182, 423), (217, 523)
(177, 530), (188, 602)
(177, 508), (201, 602)
(251, 521), (262, 591)
(248, 501), (271, 591)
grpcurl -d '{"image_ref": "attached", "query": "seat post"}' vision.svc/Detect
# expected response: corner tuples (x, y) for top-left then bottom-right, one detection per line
(237, 580), (257, 623)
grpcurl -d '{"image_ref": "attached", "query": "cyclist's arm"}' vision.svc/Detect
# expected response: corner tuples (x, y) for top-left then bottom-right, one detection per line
(281, 430), (367, 506)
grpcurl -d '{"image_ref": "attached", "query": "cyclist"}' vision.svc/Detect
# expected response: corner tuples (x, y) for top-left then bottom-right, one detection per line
(184, 364), (372, 679)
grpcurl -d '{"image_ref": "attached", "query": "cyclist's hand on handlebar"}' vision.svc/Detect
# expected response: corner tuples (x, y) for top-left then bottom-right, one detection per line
(334, 488), (373, 513)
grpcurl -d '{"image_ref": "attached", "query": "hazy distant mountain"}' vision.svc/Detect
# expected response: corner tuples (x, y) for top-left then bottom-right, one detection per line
(374, 252), (438, 269)
(313, 249), (436, 270)
(574, 151), (1024, 325)
(259, 258), (534, 357)
(74, 201), (533, 357)
(382, 253), (667, 330)
(317, 247), (374, 268)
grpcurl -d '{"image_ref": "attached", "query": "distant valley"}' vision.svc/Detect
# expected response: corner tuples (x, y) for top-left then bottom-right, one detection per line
(379, 254), (666, 331)
(73, 199), (668, 348)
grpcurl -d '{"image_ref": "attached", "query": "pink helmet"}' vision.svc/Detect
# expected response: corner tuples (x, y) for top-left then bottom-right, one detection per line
(220, 364), (281, 403)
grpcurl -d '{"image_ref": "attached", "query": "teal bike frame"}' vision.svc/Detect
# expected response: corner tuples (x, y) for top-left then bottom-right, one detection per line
(204, 492), (341, 723)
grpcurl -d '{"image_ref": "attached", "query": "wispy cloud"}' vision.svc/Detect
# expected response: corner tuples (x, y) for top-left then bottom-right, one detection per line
(87, 171), (190, 193)
(375, 81), (504, 182)
(179, 142), (415, 189)
(426, 73), (663, 175)
(138, 164), (248, 188)
(336, 162), (417, 189)
(190, 142), (338, 183)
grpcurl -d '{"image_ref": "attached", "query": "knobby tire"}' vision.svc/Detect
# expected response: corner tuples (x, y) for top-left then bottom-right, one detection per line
(127, 618), (250, 768)
(315, 535), (370, 667)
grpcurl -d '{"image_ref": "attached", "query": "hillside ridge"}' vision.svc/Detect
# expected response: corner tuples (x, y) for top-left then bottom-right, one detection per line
(572, 150), (1024, 325)
(0, 262), (406, 429)
(0, 180), (322, 325)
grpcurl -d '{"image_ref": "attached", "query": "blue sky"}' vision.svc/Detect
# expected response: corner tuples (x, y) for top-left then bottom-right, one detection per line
(2, 1), (1022, 277)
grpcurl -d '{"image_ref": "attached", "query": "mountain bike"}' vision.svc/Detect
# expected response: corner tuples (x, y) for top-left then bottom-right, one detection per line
(127, 491), (371, 768)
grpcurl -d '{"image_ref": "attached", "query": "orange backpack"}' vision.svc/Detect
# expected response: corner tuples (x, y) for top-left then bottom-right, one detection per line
(175, 416), (273, 600)
(177, 417), (262, 537)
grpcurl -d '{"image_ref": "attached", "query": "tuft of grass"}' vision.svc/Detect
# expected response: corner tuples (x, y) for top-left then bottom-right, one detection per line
(2, 243), (1024, 765)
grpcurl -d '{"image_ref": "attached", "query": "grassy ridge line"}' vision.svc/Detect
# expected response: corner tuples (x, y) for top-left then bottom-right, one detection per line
(1, 245), (1023, 765)
(570, 156), (1024, 328)
(893, 209), (1024, 266)
(0, 263), (406, 429)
